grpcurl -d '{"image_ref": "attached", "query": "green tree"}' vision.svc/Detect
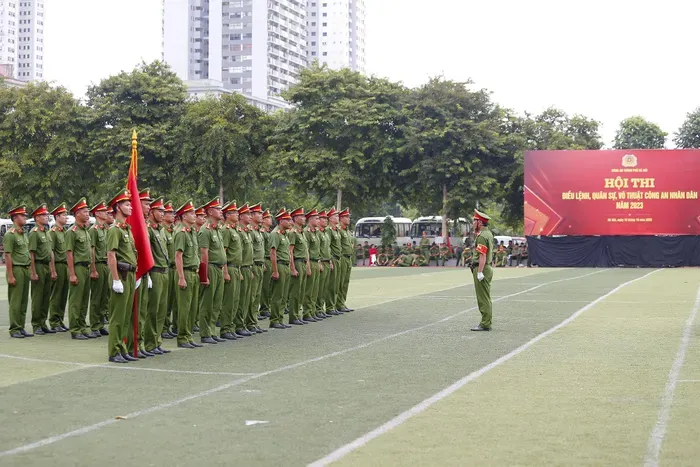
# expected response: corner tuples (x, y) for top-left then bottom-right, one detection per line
(0, 82), (89, 208)
(380, 216), (397, 248)
(85, 60), (187, 199)
(673, 108), (700, 148)
(613, 116), (667, 149)
(269, 64), (406, 211)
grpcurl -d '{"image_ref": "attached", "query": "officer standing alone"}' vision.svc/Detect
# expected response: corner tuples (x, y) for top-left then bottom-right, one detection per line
(470, 209), (495, 331)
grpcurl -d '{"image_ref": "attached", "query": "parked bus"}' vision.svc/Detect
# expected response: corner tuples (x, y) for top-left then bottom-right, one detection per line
(354, 216), (412, 246)
(409, 216), (470, 246)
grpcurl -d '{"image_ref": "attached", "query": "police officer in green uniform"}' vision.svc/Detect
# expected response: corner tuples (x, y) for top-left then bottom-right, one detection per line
(48, 203), (69, 332)
(161, 200), (178, 338)
(174, 201), (203, 349)
(28, 204), (56, 335)
(303, 209), (323, 321)
(197, 197), (227, 344)
(131, 189), (154, 357)
(337, 208), (354, 312)
(89, 201), (111, 336)
(145, 197), (172, 354)
(287, 207), (310, 325)
(326, 208), (342, 315)
(106, 190), (138, 363)
(269, 209), (292, 329)
(4, 205), (33, 338)
(220, 201), (242, 340)
(419, 231), (431, 263)
(316, 210), (332, 318)
(234, 203), (255, 336)
(66, 198), (95, 339)
(470, 209), (495, 331)
(247, 203), (267, 333)
(259, 209), (273, 318)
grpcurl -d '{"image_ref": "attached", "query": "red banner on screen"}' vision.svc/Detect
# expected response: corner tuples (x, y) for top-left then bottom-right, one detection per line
(524, 150), (700, 236)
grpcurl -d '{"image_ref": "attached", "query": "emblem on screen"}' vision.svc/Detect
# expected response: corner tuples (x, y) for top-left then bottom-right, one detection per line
(622, 154), (638, 167)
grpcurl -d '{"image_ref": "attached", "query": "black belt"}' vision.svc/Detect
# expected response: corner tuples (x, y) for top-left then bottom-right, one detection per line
(294, 258), (307, 263)
(310, 258), (321, 261)
(240, 265), (252, 269)
(151, 267), (167, 274)
(117, 262), (136, 272)
(96, 260), (107, 264)
(75, 262), (90, 267)
(321, 259), (332, 262)
(226, 263), (240, 268)
(277, 260), (289, 266)
(13, 264), (29, 268)
(185, 267), (198, 272)
(209, 263), (225, 268)
(35, 259), (50, 265)
(254, 261), (264, 266)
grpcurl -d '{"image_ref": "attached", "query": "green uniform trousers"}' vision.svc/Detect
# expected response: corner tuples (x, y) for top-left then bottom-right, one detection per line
(30, 263), (52, 331)
(288, 259), (307, 321)
(176, 270), (199, 345)
(8, 265), (30, 334)
(89, 262), (110, 332)
(199, 264), (224, 338)
(317, 261), (331, 312)
(337, 256), (352, 309)
(327, 258), (341, 311)
(421, 247), (430, 263)
(270, 263), (290, 325)
(303, 261), (320, 318)
(247, 264), (263, 330)
(128, 276), (149, 353)
(473, 265), (494, 328)
(68, 264), (90, 336)
(145, 269), (169, 351)
(260, 258), (272, 311)
(220, 267), (240, 335)
(49, 262), (69, 328)
(235, 266), (253, 332)
(164, 267), (178, 333)
(108, 271), (135, 358)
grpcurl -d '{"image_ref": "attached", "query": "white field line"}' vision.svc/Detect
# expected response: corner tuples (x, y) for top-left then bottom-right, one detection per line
(0, 268), (608, 458)
(643, 283), (700, 467)
(309, 269), (661, 467)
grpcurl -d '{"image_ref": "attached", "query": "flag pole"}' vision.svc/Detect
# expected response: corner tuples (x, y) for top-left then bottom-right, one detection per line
(131, 130), (139, 359)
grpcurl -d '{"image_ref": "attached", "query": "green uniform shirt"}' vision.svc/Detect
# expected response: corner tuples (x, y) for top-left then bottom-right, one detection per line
(328, 226), (342, 258)
(420, 237), (430, 248)
(472, 228), (495, 265)
(340, 226), (354, 256)
(239, 227), (254, 266)
(262, 228), (272, 259)
(198, 221), (226, 265)
(174, 226), (199, 269)
(305, 227), (321, 261)
(222, 224), (243, 265)
(3, 227), (30, 265)
(270, 227), (290, 262)
(318, 227), (331, 260)
(107, 222), (137, 266)
(66, 224), (92, 263)
(164, 224), (176, 266)
(149, 223), (170, 269)
(249, 225), (265, 262)
(89, 223), (109, 262)
(288, 226), (308, 261)
(28, 226), (52, 263)
(50, 226), (67, 263)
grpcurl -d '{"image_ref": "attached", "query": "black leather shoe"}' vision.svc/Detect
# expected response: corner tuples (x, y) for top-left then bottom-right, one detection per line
(236, 329), (253, 337)
(51, 326), (64, 332)
(269, 323), (287, 329)
(71, 333), (88, 340)
(10, 332), (24, 338)
(83, 332), (98, 339)
(99, 328), (109, 336)
(170, 329), (178, 336)
(290, 319), (305, 325)
(178, 342), (195, 349)
(109, 354), (128, 364)
(136, 352), (147, 359)
(161, 332), (174, 339)
(121, 353), (139, 362)
(283, 324), (292, 328)
(201, 337), (217, 344)
(60, 325), (69, 332)
(327, 310), (340, 316)
(34, 328), (46, 335)
(193, 325), (200, 333)
(42, 326), (57, 334)
(189, 341), (204, 348)
(212, 336), (226, 343)
(157, 346), (171, 353)
(257, 314), (268, 320)
(221, 332), (237, 340)
(255, 327), (268, 333)
(261, 311), (271, 318)
(148, 348), (164, 355)
(140, 349), (156, 357)
(471, 325), (491, 331)
(20, 329), (34, 337)
(89, 331), (101, 338)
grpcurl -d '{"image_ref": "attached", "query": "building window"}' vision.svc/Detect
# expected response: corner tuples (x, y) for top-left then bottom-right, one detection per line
(322, 52), (327, 56)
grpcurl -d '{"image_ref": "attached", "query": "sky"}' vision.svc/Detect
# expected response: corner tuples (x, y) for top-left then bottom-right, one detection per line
(45, 0), (700, 147)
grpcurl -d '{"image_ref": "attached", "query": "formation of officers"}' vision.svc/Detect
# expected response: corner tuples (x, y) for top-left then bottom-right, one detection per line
(3, 189), (357, 364)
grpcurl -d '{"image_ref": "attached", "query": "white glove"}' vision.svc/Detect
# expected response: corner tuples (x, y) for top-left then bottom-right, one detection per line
(148, 276), (153, 289)
(112, 280), (124, 294)
(477, 272), (485, 281)
(135, 278), (142, 289)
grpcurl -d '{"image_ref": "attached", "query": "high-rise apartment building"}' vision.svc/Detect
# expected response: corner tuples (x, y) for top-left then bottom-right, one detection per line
(306, 0), (365, 73)
(163, 0), (306, 106)
(0, 0), (45, 81)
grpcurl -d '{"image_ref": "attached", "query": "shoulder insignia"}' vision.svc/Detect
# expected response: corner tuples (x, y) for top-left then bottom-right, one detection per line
(71, 226), (78, 232)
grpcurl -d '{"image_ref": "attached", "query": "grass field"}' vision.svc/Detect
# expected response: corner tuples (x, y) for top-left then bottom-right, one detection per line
(0, 266), (698, 466)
